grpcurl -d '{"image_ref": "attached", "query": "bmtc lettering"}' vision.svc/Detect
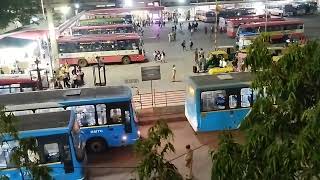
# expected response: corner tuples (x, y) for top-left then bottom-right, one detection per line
(90, 130), (103, 134)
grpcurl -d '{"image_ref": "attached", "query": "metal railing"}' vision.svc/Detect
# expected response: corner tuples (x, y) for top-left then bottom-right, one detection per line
(133, 90), (185, 109)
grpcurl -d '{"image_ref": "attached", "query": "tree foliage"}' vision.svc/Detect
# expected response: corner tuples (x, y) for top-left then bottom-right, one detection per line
(0, 0), (40, 29)
(134, 120), (182, 180)
(0, 106), (51, 179)
(211, 36), (320, 179)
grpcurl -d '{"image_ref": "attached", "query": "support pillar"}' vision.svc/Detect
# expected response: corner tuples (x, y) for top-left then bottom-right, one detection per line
(46, 7), (59, 72)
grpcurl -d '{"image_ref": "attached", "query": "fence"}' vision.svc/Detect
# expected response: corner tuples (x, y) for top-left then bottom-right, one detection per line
(133, 90), (185, 109)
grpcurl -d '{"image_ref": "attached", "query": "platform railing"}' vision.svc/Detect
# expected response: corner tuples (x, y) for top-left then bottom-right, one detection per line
(133, 90), (185, 109)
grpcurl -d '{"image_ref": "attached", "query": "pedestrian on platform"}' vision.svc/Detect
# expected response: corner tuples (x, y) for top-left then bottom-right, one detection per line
(181, 40), (186, 51)
(194, 48), (199, 64)
(168, 33), (172, 42)
(172, 65), (176, 82)
(153, 51), (157, 61)
(189, 39), (194, 50)
(199, 48), (205, 57)
(185, 144), (193, 180)
(161, 51), (166, 63)
(179, 22), (182, 30)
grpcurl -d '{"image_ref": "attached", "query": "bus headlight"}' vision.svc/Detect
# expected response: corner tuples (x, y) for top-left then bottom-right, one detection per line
(122, 135), (127, 141)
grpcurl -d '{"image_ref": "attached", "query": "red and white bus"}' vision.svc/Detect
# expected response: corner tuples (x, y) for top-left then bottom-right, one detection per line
(227, 17), (284, 38)
(0, 74), (37, 94)
(57, 33), (145, 67)
(219, 15), (268, 32)
(236, 20), (304, 47)
(72, 24), (135, 35)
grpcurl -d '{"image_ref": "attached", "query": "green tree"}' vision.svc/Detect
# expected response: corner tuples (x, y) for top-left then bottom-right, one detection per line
(0, 106), (51, 179)
(211, 36), (320, 179)
(134, 120), (183, 180)
(0, 0), (40, 29)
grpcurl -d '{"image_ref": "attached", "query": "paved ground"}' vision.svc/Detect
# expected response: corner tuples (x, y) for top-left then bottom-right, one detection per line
(88, 120), (244, 180)
(81, 15), (320, 94)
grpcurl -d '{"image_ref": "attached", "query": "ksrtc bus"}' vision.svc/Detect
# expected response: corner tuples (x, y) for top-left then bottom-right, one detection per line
(79, 18), (127, 26)
(185, 72), (254, 132)
(0, 74), (37, 94)
(1, 86), (140, 153)
(57, 33), (145, 67)
(195, 10), (216, 23)
(218, 15), (268, 32)
(227, 18), (284, 38)
(0, 111), (87, 179)
(72, 24), (135, 35)
(236, 20), (304, 42)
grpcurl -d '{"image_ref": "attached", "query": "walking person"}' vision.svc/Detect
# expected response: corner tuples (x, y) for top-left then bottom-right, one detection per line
(160, 51), (166, 63)
(189, 39), (193, 50)
(172, 65), (176, 82)
(185, 145), (193, 180)
(181, 40), (186, 51)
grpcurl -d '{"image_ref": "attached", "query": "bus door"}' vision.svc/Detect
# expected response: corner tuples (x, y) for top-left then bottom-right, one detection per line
(36, 134), (74, 179)
(226, 88), (241, 129)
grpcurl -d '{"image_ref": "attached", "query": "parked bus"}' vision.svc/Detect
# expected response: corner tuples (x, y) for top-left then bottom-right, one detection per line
(79, 18), (127, 26)
(195, 10), (216, 23)
(236, 20), (304, 42)
(57, 33), (145, 67)
(219, 15), (268, 32)
(1, 86), (140, 153)
(227, 17), (284, 38)
(0, 74), (37, 94)
(185, 72), (254, 132)
(0, 111), (87, 179)
(72, 24), (135, 35)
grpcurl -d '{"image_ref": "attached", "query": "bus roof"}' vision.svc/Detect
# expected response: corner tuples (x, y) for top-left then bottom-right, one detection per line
(15, 111), (71, 132)
(239, 20), (303, 28)
(1, 86), (132, 112)
(57, 33), (140, 43)
(72, 24), (133, 30)
(228, 18), (284, 26)
(188, 72), (252, 90)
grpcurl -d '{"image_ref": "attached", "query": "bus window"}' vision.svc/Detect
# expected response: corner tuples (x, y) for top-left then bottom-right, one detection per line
(69, 106), (96, 127)
(241, 88), (253, 107)
(229, 95), (238, 109)
(96, 104), (107, 125)
(110, 108), (122, 124)
(0, 140), (19, 168)
(44, 143), (60, 163)
(201, 90), (226, 112)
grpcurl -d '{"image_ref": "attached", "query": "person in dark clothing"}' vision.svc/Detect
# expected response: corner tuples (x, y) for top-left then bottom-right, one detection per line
(189, 39), (193, 50)
(181, 40), (186, 51)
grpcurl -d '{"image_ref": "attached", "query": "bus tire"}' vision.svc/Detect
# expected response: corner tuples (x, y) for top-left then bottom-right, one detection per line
(78, 59), (88, 67)
(122, 56), (131, 65)
(86, 138), (107, 153)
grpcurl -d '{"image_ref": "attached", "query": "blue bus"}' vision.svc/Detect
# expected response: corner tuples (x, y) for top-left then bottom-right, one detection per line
(1, 86), (140, 153)
(185, 72), (254, 132)
(0, 111), (87, 179)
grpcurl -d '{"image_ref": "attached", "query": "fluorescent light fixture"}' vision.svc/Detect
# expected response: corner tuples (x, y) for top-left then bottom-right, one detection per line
(124, 0), (133, 7)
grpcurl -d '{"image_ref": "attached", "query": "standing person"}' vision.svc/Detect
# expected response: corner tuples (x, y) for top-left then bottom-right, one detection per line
(194, 48), (199, 65)
(79, 67), (85, 85)
(199, 48), (205, 57)
(189, 39), (194, 50)
(172, 65), (176, 82)
(72, 72), (78, 88)
(205, 26), (208, 34)
(168, 32), (171, 42)
(63, 72), (70, 88)
(190, 27), (194, 36)
(188, 22), (191, 31)
(179, 22), (182, 30)
(160, 51), (166, 63)
(181, 40), (186, 51)
(153, 51), (157, 62)
(157, 51), (161, 61)
(174, 24), (177, 32)
(185, 145), (193, 180)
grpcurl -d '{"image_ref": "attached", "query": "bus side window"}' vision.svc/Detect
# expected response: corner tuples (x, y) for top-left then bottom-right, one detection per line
(229, 95), (238, 109)
(201, 90), (226, 112)
(44, 143), (60, 163)
(96, 104), (107, 125)
(69, 105), (96, 127)
(241, 88), (252, 107)
(109, 108), (122, 124)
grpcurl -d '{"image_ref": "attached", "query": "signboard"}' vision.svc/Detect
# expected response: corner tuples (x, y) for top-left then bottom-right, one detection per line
(124, 79), (139, 84)
(141, 66), (161, 81)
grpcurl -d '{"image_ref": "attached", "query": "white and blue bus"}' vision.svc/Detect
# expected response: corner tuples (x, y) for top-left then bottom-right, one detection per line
(0, 111), (87, 179)
(1, 86), (140, 153)
(185, 72), (254, 132)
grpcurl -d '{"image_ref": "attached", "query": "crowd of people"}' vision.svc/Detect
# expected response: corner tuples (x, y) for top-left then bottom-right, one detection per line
(54, 64), (85, 89)
(153, 50), (166, 63)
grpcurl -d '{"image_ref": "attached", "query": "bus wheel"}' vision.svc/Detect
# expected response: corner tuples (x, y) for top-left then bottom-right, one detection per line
(87, 138), (107, 153)
(122, 56), (131, 65)
(78, 59), (88, 67)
